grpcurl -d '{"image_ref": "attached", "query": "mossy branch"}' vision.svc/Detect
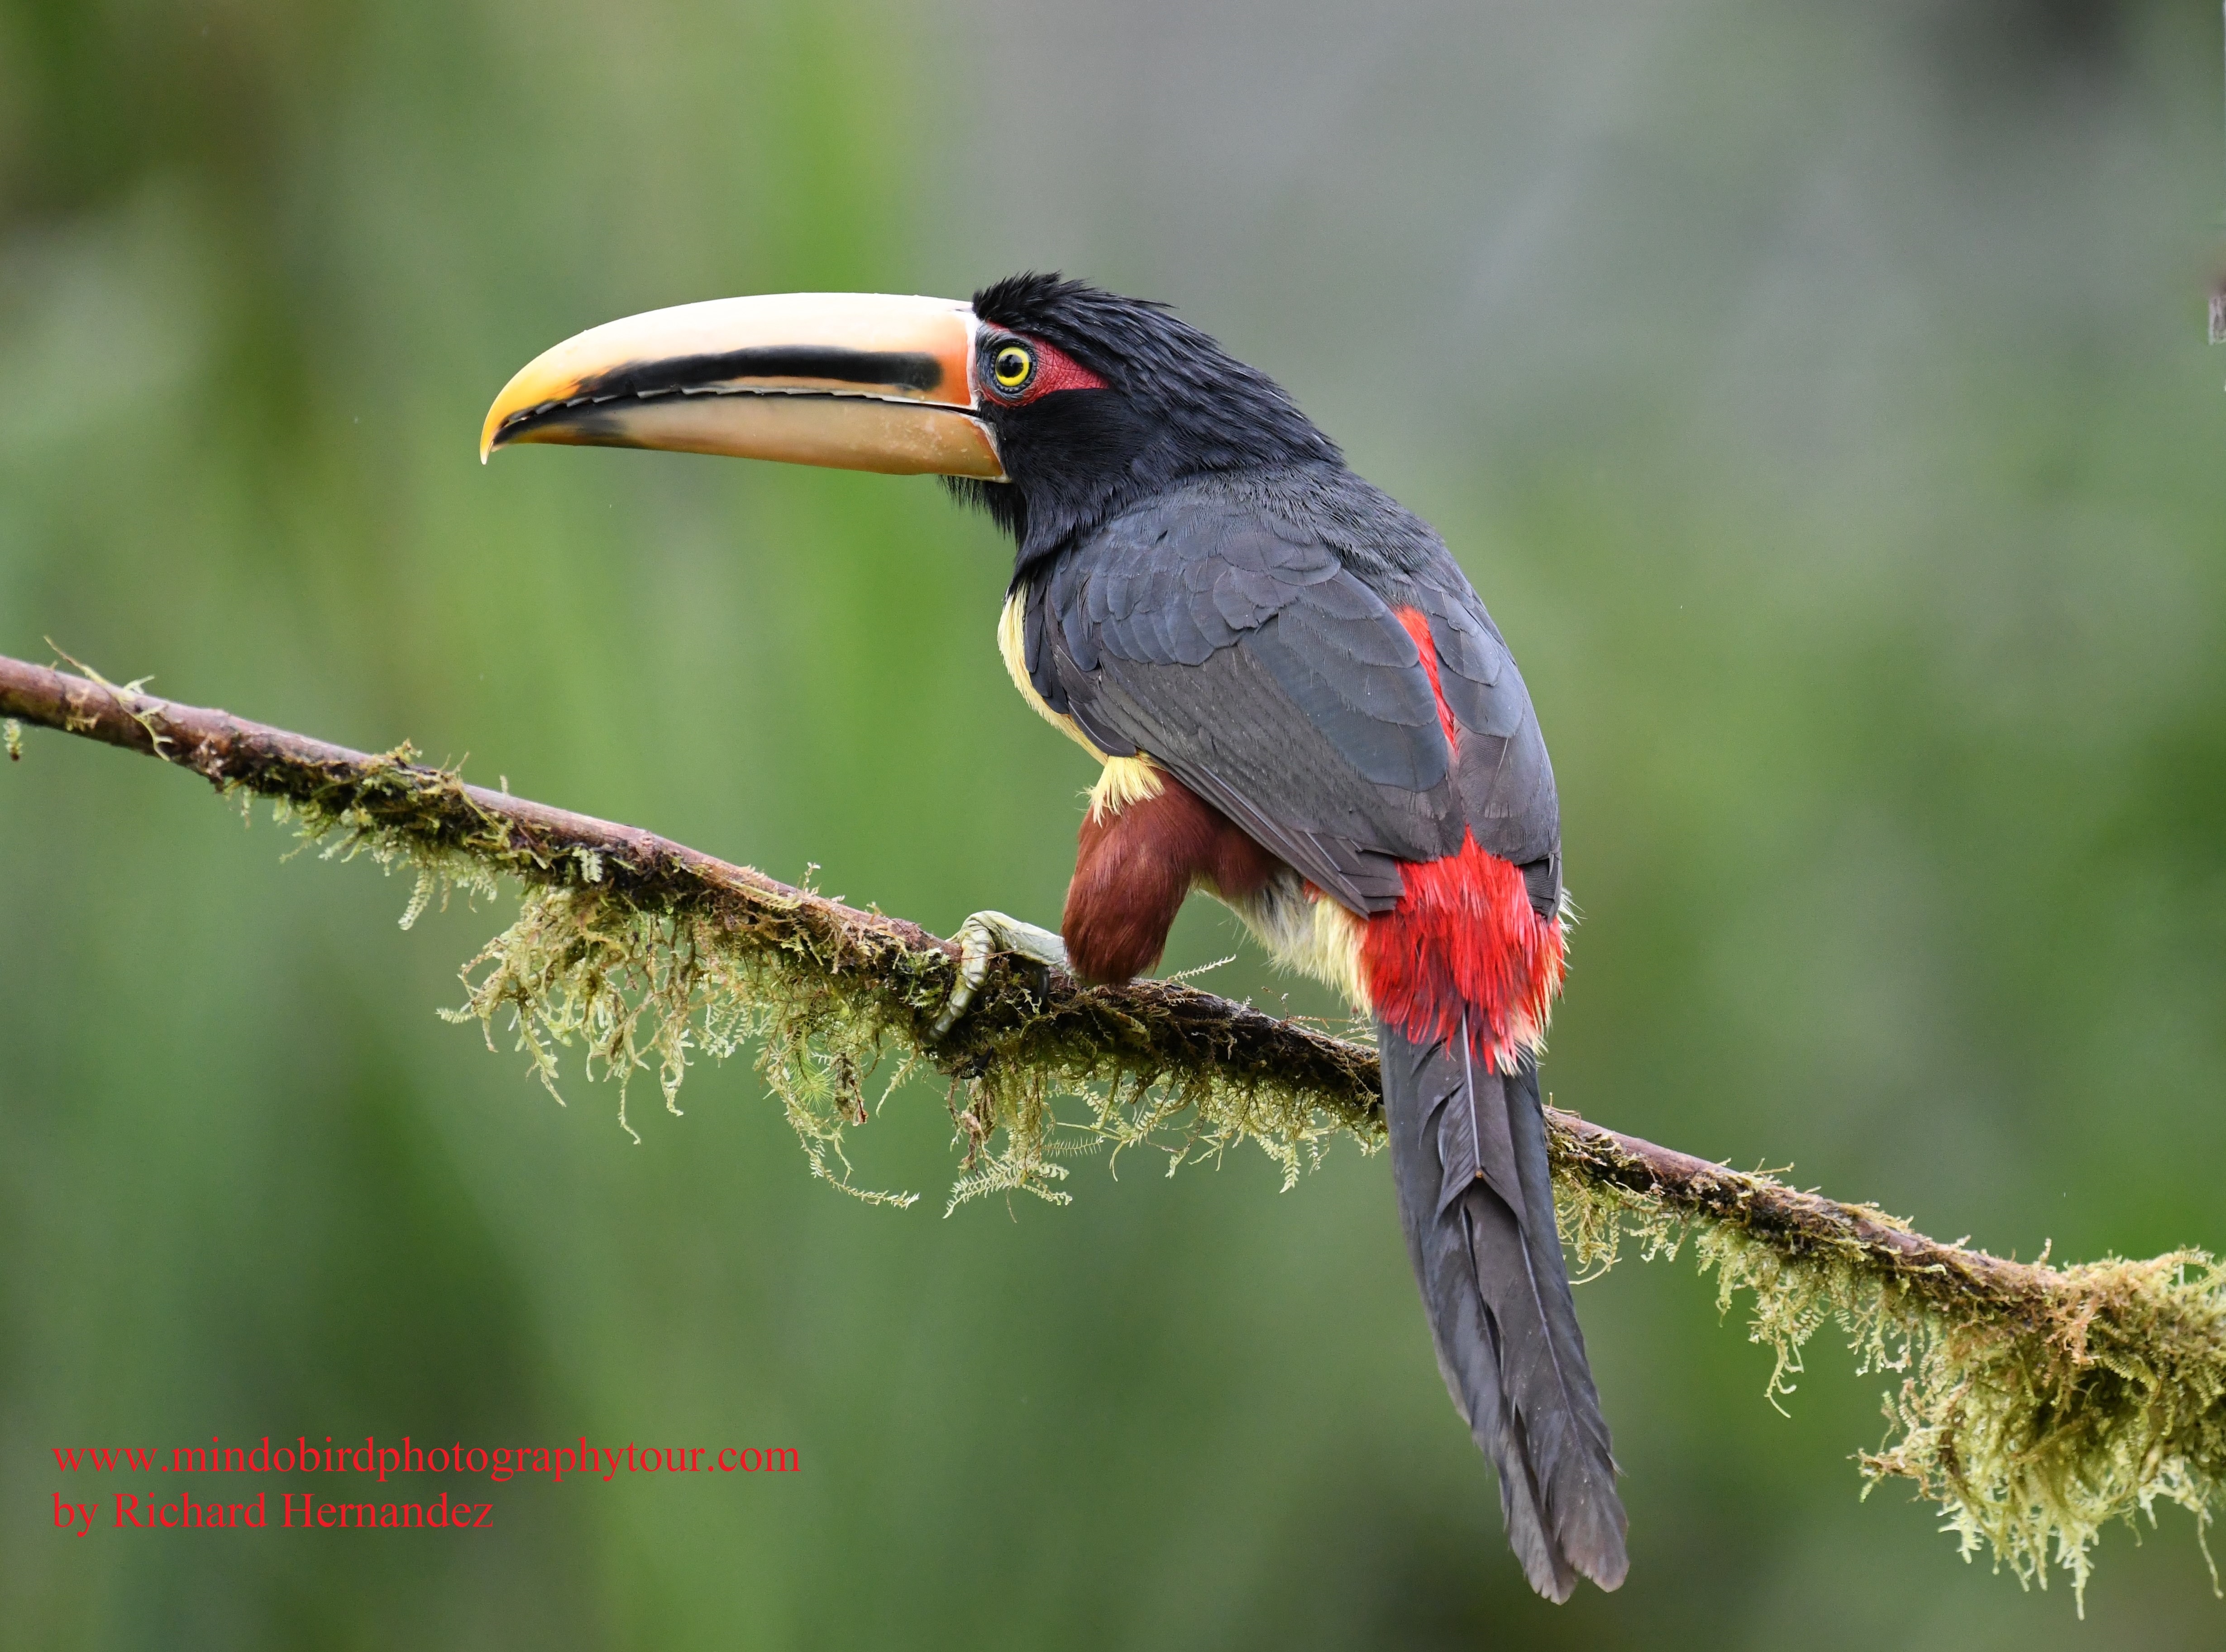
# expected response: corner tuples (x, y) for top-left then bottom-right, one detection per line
(4, 650), (2220, 1607)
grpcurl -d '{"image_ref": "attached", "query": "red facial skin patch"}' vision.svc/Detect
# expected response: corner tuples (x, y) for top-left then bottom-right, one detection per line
(985, 334), (1108, 406)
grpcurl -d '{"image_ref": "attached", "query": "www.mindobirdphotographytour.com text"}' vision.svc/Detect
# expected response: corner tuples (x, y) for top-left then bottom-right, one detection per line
(49, 1435), (798, 1533)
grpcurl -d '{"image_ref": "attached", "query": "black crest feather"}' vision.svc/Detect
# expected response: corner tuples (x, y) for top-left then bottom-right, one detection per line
(951, 273), (1342, 569)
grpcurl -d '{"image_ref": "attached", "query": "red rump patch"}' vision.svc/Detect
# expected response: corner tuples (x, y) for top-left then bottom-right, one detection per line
(1362, 834), (1564, 1072)
(1362, 608), (1564, 1070)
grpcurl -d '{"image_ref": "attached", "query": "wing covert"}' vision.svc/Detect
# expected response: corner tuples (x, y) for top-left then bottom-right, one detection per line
(1025, 476), (1557, 913)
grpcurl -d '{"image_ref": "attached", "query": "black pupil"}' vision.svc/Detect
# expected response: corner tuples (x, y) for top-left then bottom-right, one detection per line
(999, 350), (1027, 382)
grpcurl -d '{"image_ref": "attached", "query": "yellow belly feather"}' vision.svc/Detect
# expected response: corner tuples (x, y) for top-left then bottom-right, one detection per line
(998, 584), (1165, 821)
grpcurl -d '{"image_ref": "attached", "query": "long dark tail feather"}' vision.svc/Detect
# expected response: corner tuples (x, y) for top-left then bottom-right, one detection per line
(1380, 1014), (1629, 1601)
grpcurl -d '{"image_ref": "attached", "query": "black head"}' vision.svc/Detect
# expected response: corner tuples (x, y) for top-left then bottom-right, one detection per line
(951, 273), (1343, 567)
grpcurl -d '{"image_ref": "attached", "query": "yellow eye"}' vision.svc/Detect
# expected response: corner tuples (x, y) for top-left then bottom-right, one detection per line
(992, 344), (1033, 391)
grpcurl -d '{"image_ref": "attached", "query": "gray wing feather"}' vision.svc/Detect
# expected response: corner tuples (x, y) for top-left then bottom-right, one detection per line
(1409, 565), (1561, 873)
(1052, 617), (1411, 908)
(1032, 481), (1554, 911)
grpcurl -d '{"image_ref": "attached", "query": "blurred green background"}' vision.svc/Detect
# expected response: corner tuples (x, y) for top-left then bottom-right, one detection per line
(4, 0), (2223, 1644)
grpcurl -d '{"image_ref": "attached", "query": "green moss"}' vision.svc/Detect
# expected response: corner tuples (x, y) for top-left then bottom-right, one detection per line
(435, 877), (1378, 1215)
(440, 882), (924, 1206)
(1553, 1154), (2226, 1609)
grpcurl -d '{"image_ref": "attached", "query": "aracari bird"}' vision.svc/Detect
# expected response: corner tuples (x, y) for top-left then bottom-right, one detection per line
(481, 276), (1627, 1599)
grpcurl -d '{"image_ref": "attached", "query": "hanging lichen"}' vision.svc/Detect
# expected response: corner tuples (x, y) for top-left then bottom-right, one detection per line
(1552, 1145), (2225, 1610)
(253, 766), (2224, 1610)
(435, 878), (1376, 1213)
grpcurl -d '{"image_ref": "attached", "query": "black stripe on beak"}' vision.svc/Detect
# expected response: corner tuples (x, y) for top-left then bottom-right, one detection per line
(574, 345), (947, 401)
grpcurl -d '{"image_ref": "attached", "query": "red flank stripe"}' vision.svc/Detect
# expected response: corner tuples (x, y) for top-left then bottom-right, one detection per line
(1395, 606), (1462, 754)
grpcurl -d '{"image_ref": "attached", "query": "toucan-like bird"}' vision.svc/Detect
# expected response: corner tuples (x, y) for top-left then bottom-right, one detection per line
(482, 276), (1628, 1599)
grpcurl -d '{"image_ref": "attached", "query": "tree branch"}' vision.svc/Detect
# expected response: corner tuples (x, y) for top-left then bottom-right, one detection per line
(0, 651), (2048, 1284)
(4, 649), (2220, 1604)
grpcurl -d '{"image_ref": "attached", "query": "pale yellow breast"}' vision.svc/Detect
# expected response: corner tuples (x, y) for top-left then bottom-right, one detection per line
(998, 583), (1163, 821)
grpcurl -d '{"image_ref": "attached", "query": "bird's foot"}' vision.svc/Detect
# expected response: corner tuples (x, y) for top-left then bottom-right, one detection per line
(929, 910), (1069, 1040)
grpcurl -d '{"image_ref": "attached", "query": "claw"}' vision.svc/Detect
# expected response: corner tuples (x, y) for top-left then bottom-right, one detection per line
(930, 910), (1069, 1040)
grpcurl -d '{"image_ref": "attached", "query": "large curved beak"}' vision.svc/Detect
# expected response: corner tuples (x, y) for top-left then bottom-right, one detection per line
(479, 292), (1004, 480)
